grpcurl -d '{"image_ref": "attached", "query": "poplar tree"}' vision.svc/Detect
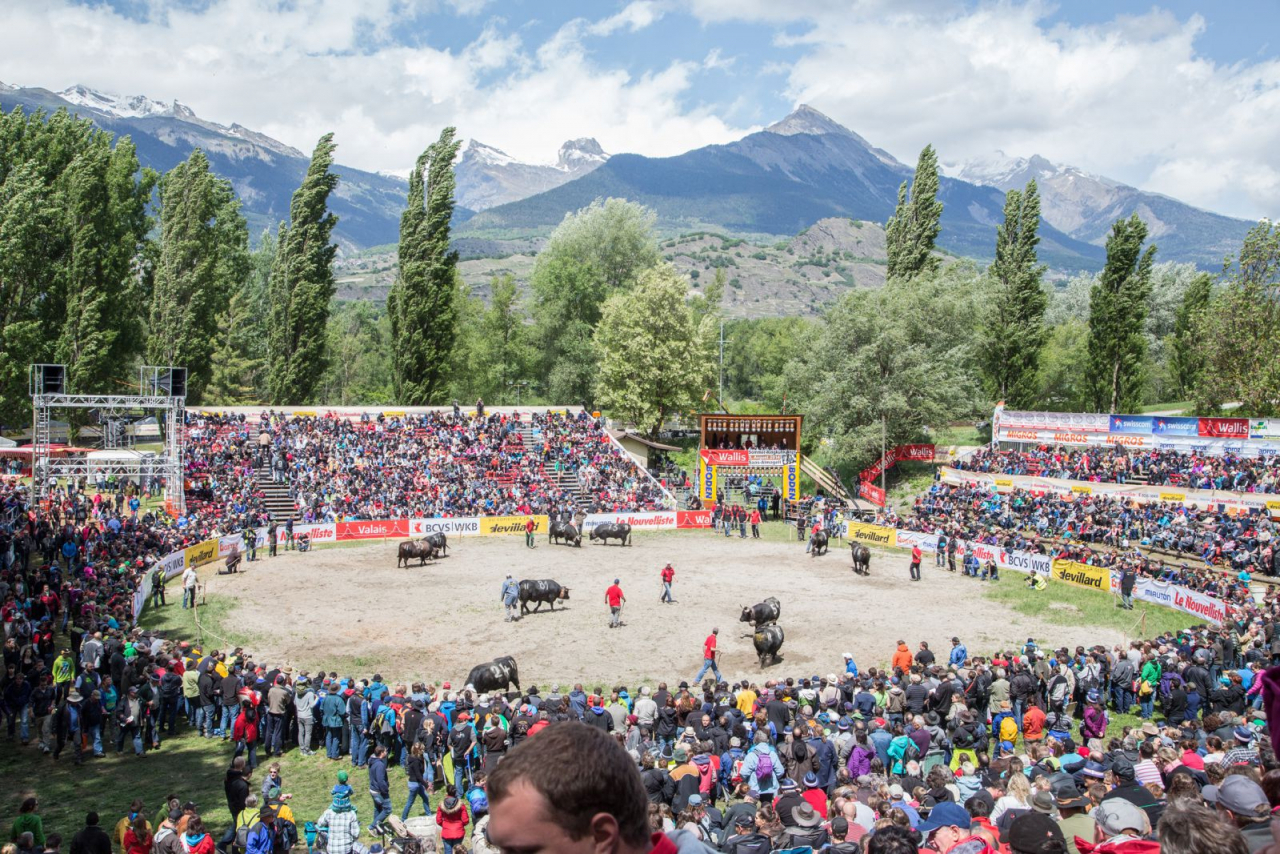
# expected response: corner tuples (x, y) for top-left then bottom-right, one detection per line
(147, 149), (249, 402)
(1168, 272), (1213, 401)
(980, 179), (1047, 405)
(389, 127), (462, 404)
(267, 134), (339, 404)
(1086, 214), (1156, 413)
(885, 144), (944, 281)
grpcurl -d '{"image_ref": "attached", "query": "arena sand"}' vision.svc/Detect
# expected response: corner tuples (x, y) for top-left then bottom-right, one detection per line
(201, 531), (1129, 688)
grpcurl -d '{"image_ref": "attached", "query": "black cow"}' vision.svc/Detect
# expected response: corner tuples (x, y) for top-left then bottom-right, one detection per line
(739, 597), (781, 628)
(518, 579), (571, 614)
(424, 532), (448, 555)
(466, 656), (520, 695)
(810, 530), (829, 557)
(549, 521), (582, 547)
(753, 624), (785, 668)
(850, 543), (872, 575)
(589, 522), (632, 546)
(397, 540), (436, 567)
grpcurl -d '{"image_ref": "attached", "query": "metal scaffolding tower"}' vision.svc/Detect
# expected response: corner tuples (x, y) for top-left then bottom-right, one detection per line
(30, 365), (187, 514)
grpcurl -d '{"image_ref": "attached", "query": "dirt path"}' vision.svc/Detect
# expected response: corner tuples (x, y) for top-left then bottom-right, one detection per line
(202, 532), (1127, 687)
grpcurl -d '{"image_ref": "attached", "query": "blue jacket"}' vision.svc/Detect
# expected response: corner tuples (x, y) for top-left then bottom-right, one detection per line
(949, 645), (968, 667)
(245, 823), (273, 854)
(501, 578), (519, 605)
(569, 690), (588, 720)
(368, 757), (389, 796)
(320, 693), (347, 728)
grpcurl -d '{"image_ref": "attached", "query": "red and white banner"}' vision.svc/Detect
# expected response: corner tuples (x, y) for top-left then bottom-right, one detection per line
(336, 519), (409, 539)
(1133, 577), (1226, 624)
(582, 511), (677, 531)
(1198, 417), (1250, 439)
(677, 510), (713, 529)
(859, 480), (886, 507)
(409, 517), (482, 537)
(700, 449), (749, 466)
(897, 444), (937, 462)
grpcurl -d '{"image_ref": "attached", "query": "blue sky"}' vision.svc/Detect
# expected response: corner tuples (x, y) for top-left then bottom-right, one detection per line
(4, 1), (1279, 219)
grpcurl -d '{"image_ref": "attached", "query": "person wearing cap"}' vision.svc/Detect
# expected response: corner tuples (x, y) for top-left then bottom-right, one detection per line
(315, 786), (362, 854)
(720, 812), (769, 854)
(500, 575), (520, 622)
(1206, 774), (1273, 851)
(1222, 725), (1261, 766)
(1053, 786), (1095, 854)
(605, 579), (625, 629)
(1083, 799), (1155, 853)
(842, 652), (859, 678)
(1100, 756), (1161, 825)
(916, 801), (988, 853)
(694, 629), (721, 684)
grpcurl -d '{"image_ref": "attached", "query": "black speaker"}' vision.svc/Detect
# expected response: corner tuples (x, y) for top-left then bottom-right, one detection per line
(157, 368), (187, 397)
(38, 364), (65, 395)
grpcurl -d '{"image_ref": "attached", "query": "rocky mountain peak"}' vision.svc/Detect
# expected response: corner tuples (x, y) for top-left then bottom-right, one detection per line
(557, 137), (608, 171)
(765, 104), (852, 138)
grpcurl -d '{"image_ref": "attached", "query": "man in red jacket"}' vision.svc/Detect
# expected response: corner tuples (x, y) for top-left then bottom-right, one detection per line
(660, 564), (675, 604)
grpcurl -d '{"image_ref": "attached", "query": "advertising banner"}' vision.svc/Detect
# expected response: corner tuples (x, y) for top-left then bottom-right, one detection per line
(999, 411), (1110, 433)
(784, 464), (800, 501)
(859, 480), (886, 507)
(895, 530), (939, 553)
(184, 538), (219, 568)
(700, 449), (749, 466)
(998, 548), (1053, 577)
(1109, 415), (1154, 435)
(1050, 559), (1113, 592)
(1153, 416), (1199, 436)
(1199, 418), (1250, 439)
(676, 510), (713, 529)
(897, 444), (937, 462)
(582, 511), (676, 531)
(699, 459), (717, 502)
(408, 517), (482, 537)
(1251, 419), (1280, 439)
(844, 521), (897, 547)
(477, 515), (547, 536)
(218, 534), (244, 558)
(335, 519), (410, 540)
(748, 450), (793, 468)
(1170, 586), (1228, 625)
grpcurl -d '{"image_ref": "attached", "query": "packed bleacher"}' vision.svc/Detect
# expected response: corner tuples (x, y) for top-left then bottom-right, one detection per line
(955, 445), (1280, 494)
(182, 408), (673, 522)
(887, 482), (1277, 600)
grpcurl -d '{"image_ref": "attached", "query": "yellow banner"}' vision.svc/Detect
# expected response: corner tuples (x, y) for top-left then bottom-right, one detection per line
(1071, 485), (1092, 495)
(293, 410), (316, 417)
(184, 538), (219, 568)
(478, 515), (548, 536)
(994, 478), (1013, 488)
(784, 460), (800, 501)
(1050, 559), (1111, 592)
(1160, 492), (1186, 502)
(381, 411), (406, 417)
(699, 458), (717, 502)
(844, 522), (897, 547)
(1267, 500), (1280, 511)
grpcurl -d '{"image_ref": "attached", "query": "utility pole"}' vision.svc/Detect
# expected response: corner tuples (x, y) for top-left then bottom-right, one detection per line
(881, 413), (887, 500)
(718, 320), (725, 412)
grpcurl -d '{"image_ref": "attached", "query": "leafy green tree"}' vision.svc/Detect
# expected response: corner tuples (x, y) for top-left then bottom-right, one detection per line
(689, 266), (725, 326)
(723, 317), (813, 406)
(1036, 319), (1091, 411)
(1085, 214), (1156, 413)
(1195, 221), (1280, 414)
(980, 180), (1047, 405)
(531, 198), (661, 402)
(207, 230), (274, 403)
(1167, 272), (1213, 402)
(146, 149), (249, 402)
(267, 134), (339, 404)
(593, 265), (713, 436)
(885, 144), (943, 282)
(784, 263), (987, 476)
(389, 127), (462, 404)
(474, 274), (533, 402)
(318, 300), (394, 405)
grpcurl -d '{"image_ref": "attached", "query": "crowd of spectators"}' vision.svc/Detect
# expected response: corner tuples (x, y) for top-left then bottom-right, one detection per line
(182, 408), (673, 524)
(883, 482), (1279, 601)
(955, 445), (1280, 494)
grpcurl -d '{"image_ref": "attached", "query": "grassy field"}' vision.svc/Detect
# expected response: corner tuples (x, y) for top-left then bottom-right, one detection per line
(982, 571), (1198, 642)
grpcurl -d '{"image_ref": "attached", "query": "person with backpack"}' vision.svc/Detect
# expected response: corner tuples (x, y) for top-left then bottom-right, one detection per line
(738, 731), (783, 804)
(449, 711), (477, 794)
(242, 808), (274, 854)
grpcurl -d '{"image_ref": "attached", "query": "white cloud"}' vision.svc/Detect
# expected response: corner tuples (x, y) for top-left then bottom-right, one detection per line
(702, 48), (735, 71)
(690, 1), (1280, 219)
(0, 0), (744, 174)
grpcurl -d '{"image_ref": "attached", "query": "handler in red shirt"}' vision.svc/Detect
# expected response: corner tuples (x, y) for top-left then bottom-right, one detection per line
(660, 564), (675, 604)
(694, 628), (722, 683)
(605, 579), (625, 629)
(909, 543), (923, 582)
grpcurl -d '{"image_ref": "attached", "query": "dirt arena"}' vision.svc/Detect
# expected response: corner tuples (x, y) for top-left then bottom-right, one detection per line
(200, 531), (1129, 687)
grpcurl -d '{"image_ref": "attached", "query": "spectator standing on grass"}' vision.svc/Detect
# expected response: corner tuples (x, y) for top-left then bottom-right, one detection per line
(315, 789), (362, 854)
(435, 790), (470, 854)
(10, 800), (44, 849)
(68, 814), (110, 854)
(367, 744), (392, 834)
(182, 565), (198, 610)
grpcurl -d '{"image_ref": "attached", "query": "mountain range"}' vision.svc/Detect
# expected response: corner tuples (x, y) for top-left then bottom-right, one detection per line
(0, 82), (1256, 268)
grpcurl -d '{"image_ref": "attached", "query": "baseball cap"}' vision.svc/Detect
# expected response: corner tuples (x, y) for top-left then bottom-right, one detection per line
(830, 816), (850, 838)
(1091, 800), (1149, 837)
(1203, 776), (1269, 818)
(888, 784), (905, 799)
(733, 813), (754, 828)
(916, 802), (971, 834)
(1007, 813), (1065, 854)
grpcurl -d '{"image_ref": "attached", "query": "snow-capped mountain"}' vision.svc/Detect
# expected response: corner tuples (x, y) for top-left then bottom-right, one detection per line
(454, 137), (609, 211)
(946, 151), (1252, 265)
(58, 83), (181, 119)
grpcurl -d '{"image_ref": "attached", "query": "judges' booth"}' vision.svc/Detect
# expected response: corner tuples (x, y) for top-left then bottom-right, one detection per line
(696, 414), (804, 518)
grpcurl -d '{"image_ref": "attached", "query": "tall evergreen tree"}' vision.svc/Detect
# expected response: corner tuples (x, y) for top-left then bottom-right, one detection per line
(1085, 214), (1156, 413)
(1168, 271), (1213, 401)
(267, 134), (339, 405)
(146, 149), (249, 402)
(885, 144), (944, 281)
(389, 127), (462, 404)
(980, 180), (1047, 405)
(208, 229), (275, 403)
